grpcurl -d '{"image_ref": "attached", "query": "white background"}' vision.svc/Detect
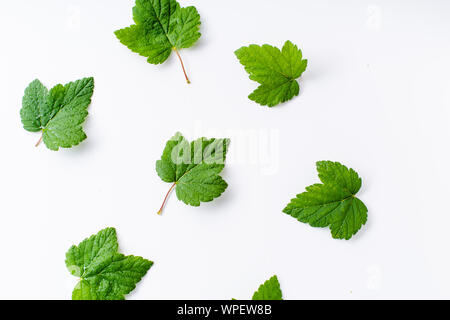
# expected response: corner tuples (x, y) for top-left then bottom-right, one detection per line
(0, 0), (449, 300)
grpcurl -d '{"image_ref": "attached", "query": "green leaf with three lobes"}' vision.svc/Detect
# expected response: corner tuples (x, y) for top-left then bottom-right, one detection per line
(20, 77), (94, 151)
(252, 275), (283, 300)
(235, 40), (307, 107)
(115, 0), (201, 84)
(283, 161), (368, 240)
(65, 227), (153, 300)
(156, 132), (230, 214)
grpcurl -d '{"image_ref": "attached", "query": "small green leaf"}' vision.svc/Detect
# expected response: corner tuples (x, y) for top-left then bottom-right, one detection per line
(65, 227), (153, 300)
(156, 132), (230, 214)
(20, 79), (48, 132)
(235, 40), (307, 107)
(252, 275), (283, 300)
(115, 0), (201, 83)
(20, 77), (94, 151)
(283, 161), (368, 240)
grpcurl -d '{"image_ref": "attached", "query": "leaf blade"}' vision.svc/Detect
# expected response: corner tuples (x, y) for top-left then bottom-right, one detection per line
(42, 77), (94, 151)
(115, 0), (201, 67)
(83, 253), (153, 300)
(235, 41), (307, 107)
(176, 164), (228, 206)
(283, 161), (368, 240)
(65, 227), (118, 278)
(20, 79), (48, 132)
(66, 228), (153, 300)
(252, 275), (283, 300)
(156, 133), (229, 212)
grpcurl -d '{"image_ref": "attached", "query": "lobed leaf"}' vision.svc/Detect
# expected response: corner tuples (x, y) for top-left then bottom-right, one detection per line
(156, 132), (230, 212)
(115, 0), (201, 82)
(66, 227), (153, 300)
(235, 41), (307, 107)
(20, 77), (94, 151)
(283, 161), (368, 240)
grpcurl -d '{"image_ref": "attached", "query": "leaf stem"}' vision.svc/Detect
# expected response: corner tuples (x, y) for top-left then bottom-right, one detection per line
(35, 134), (43, 147)
(157, 183), (176, 215)
(173, 48), (191, 84)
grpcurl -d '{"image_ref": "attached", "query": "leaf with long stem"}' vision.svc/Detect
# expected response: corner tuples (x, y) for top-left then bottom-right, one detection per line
(115, 0), (201, 84)
(155, 132), (230, 214)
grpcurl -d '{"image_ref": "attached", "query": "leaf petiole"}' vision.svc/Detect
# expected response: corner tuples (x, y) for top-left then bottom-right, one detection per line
(157, 182), (176, 215)
(173, 48), (191, 84)
(35, 134), (43, 147)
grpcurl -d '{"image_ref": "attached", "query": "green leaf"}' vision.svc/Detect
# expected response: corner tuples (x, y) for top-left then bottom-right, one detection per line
(20, 79), (48, 132)
(19, 77), (94, 151)
(115, 0), (201, 83)
(283, 161), (368, 240)
(235, 40), (307, 107)
(252, 275), (283, 300)
(65, 227), (153, 300)
(156, 132), (230, 214)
